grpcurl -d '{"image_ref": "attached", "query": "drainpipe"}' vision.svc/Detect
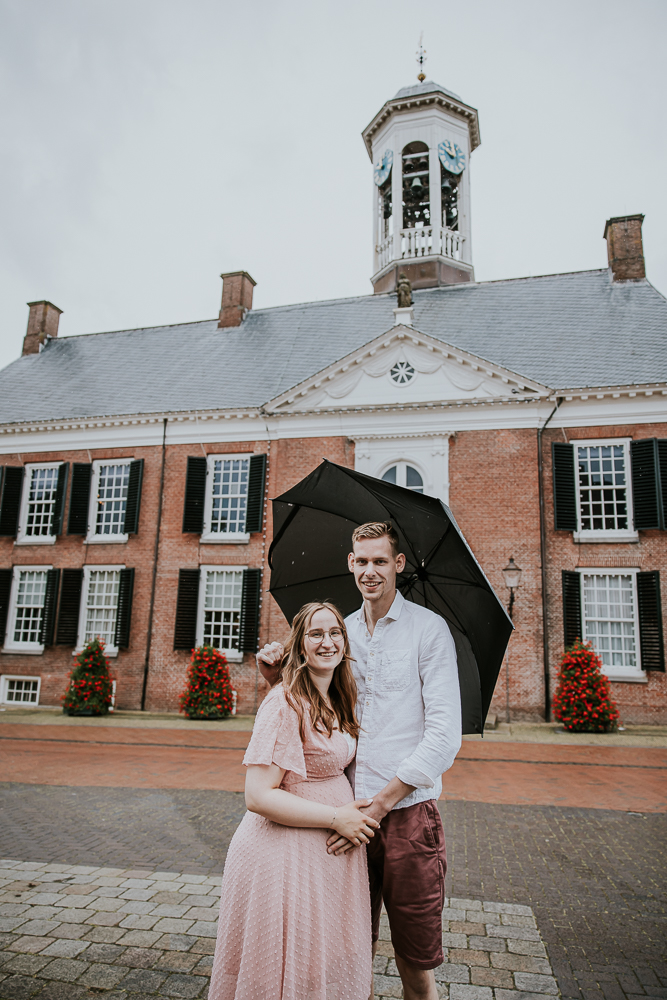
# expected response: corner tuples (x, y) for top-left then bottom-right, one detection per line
(537, 398), (562, 722)
(141, 418), (168, 711)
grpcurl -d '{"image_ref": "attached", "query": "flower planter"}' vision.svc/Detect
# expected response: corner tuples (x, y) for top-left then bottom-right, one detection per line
(187, 714), (229, 721)
(65, 708), (106, 717)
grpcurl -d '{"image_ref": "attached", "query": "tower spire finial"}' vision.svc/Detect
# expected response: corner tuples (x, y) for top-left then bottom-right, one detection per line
(416, 32), (426, 82)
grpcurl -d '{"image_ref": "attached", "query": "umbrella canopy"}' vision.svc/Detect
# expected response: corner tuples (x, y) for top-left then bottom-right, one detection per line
(268, 460), (512, 735)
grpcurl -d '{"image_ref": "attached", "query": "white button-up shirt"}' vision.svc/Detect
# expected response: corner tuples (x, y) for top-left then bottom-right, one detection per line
(346, 590), (462, 811)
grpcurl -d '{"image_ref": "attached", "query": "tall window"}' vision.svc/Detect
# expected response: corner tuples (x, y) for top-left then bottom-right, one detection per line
(402, 141), (430, 229)
(200, 569), (243, 653)
(3, 567), (49, 652)
(82, 569), (121, 647)
(582, 572), (639, 674)
(203, 455), (251, 540)
(577, 444), (628, 531)
(93, 464), (131, 537)
(440, 167), (460, 231)
(382, 463), (424, 493)
(24, 467), (58, 537)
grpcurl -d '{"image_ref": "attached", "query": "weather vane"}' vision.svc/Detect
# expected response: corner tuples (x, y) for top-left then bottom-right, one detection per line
(416, 33), (426, 82)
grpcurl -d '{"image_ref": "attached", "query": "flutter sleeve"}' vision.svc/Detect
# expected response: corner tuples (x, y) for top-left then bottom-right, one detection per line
(243, 688), (307, 779)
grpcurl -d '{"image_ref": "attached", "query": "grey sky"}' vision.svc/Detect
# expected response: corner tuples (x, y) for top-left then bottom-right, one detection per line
(1, 0), (665, 373)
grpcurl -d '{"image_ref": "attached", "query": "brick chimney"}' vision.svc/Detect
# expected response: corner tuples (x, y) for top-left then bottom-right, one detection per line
(218, 271), (256, 328)
(23, 300), (63, 356)
(603, 215), (646, 281)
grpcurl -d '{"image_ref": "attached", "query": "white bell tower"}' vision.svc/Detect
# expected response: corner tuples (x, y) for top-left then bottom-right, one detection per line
(362, 60), (480, 294)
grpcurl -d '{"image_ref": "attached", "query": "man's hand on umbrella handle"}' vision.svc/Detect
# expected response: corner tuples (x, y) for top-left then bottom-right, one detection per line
(256, 642), (285, 688)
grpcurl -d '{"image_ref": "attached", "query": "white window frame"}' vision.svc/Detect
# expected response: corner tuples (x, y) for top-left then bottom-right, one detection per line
(86, 459), (133, 544)
(578, 567), (646, 683)
(573, 438), (638, 544)
(196, 565), (246, 661)
(380, 460), (426, 493)
(354, 434), (450, 505)
(75, 564), (125, 658)
(201, 453), (251, 544)
(0, 674), (41, 705)
(16, 462), (63, 546)
(2, 565), (52, 655)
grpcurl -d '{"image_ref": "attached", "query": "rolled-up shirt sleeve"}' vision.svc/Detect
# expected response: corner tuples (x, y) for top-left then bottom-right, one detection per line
(395, 617), (462, 788)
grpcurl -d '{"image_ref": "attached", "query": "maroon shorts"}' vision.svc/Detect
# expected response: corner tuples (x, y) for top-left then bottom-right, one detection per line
(367, 798), (447, 970)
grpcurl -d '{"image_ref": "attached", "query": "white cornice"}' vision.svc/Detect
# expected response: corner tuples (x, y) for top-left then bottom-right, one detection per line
(0, 407), (260, 438)
(362, 92), (481, 158)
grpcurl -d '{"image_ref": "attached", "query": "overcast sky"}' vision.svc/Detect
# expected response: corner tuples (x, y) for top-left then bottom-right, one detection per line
(1, 0), (665, 372)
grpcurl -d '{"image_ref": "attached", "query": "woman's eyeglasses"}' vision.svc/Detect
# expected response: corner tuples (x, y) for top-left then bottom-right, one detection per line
(305, 628), (345, 643)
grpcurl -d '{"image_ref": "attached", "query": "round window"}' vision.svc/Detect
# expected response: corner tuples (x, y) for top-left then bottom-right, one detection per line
(382, 463), (424, 493)
(390, 361), (415, 385)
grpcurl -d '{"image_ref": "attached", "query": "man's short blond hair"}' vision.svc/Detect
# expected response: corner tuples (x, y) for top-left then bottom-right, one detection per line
(351, 521), (400, 557)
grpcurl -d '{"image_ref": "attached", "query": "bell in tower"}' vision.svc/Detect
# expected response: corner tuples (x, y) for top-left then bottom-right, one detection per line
(362, 49), (480, 294)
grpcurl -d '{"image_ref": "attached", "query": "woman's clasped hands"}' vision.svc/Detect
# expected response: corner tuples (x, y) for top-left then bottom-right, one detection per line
(329, 798), (379, 850)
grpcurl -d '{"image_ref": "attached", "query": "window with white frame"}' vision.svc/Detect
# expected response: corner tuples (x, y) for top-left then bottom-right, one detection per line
(0, 675), (41, 705)
(575, 440), (636, 541)
(354, 435), (449, 505)
(77, 566), (122, 654)
(202, 455), (250, 541)
(581, 571), (642, 678)
(3, 567), (50, 653)
(87, 461), (131, 542)
(16, 464), (61, 544)
(382, 462), (424, 493)
(197, 567), (244, 659)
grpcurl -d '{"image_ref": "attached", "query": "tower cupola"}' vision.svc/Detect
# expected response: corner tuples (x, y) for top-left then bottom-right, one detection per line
(362, 78), (480, 293)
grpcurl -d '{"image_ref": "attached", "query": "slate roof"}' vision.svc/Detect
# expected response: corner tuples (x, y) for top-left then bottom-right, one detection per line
(0, 268), (666, 424)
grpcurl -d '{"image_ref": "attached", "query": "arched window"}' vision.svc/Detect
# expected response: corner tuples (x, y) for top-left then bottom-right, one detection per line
(382, 463), (424, 493)
(402, 141), (430, 229)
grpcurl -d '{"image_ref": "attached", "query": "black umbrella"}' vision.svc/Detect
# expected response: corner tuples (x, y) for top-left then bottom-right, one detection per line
(268, 460), (512, 735)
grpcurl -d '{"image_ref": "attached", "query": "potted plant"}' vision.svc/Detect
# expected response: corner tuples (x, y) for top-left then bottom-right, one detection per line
(62, 638), (114, 717)
(179, 645), (235, 720)
(553, 639), (620, 732)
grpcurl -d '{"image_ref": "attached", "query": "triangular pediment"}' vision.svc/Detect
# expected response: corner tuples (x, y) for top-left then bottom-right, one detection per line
(265, 325), (550, 413)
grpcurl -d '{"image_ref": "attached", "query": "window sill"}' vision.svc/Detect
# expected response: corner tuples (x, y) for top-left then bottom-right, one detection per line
(221, 650), (243, 662)
(85, 535), (129, 545)
(606, 673), (647, 684)
(574, 531), (639, 544)
(2, 646), (44, 655)
(73, 647), (119, 658)
(200, 534), (250, 545)
(15, 536), (56, 546)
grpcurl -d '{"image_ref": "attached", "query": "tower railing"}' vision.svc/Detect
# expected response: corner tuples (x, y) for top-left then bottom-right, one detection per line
(374, 226), (465, 270)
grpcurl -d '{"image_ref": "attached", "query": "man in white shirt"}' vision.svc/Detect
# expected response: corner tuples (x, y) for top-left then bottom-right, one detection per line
(258, 520), (461, 1000)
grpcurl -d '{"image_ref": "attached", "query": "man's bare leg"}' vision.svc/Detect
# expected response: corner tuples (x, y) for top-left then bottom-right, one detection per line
(395, 955), (439, 1000)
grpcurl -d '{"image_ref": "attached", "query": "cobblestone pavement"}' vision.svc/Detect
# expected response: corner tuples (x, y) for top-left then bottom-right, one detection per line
(0, 784), (665, 1000)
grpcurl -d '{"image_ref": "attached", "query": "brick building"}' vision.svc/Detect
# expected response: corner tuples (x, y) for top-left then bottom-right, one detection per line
(0, 80), (666, 723)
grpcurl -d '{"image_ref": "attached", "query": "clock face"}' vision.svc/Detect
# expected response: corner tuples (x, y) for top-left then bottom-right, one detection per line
(374, 149), (393, 186)
(438, 139), (466, 175)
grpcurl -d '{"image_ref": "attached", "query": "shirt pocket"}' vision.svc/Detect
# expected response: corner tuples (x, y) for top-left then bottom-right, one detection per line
(379, 648), (411, 692)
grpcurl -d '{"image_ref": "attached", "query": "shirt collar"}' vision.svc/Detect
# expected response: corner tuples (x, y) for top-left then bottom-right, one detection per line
(355, 588), (406, 626)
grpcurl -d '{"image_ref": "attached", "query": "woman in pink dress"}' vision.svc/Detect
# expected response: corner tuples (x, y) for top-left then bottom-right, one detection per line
(208, 601), (377, 1000)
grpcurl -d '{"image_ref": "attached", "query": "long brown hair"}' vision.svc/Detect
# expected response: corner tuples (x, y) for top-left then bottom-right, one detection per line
(281, 602), (360, 742)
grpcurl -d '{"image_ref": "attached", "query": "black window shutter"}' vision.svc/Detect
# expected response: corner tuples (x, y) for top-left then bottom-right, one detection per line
(0, 466), (25, 537)
(658, 441), (667, 529)
(182, 457), (207, 533)
(39, 568), (61, 646)
(0, 568), (12, 646)
(174, 568), (200, 650)
(68, 463), (92, 535)
(56, 568), (84, 645)
(245, 454), (267, 533)
(637, 571), (665, 671)
(51, 463), (70, 536)
(238, 568), (262, 653)
(123, 460), (144, 534)
(630, 439), (663, 530)
(115, 568), (135, 649)
(562, 570), (582, 648)
(552, 443), (577, 531)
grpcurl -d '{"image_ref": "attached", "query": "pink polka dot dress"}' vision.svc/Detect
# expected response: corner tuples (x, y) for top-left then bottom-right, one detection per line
(208, 686), (372, 1000)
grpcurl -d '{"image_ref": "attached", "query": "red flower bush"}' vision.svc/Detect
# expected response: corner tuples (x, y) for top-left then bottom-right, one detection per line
(62, 637), (114, 715)
(179, 645), (235, 719)
(552, 639), (620, 732)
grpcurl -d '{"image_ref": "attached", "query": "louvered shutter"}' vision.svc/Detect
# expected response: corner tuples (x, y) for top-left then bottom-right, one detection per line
(245, 454), (267, 533)
(114, 568), (135, 649)
(50, 463), (69, 536)
(562, 570), (582, 648)
(123, 460), (144, 534)
(658, 441), (667, 528)
(174, 569), (200, 650)
(0, 568), (12, 646)
(182, 457), (207, 533)
(630, 440), (663, 530)
(0, 466), (25, 537)
(68, 463), (92, 535)
(39, 569), (61, 646)
(636, 571), (665, 671)
(56, 568), (84, 645)
(238, 568), (262, 653)
(552, 443), (577, 531)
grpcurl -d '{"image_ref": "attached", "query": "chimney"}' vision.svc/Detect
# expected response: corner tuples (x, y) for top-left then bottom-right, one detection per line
(218, 271), (257, 328)
(603, 214), (646, 282)
(23, 300), (63, 356)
